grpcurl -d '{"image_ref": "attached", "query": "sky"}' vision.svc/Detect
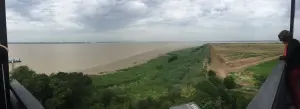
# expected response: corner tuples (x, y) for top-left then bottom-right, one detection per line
(5, 0), (300, 42)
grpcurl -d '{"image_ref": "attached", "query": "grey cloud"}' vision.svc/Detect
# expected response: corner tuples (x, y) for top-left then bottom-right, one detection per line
(78, 9), (143, 31)
(6, 0), (43, 21)
(141, 0), (160, 7)
(77, 0), (149, 31)
(5, 0), (296, 42)
(295, 1), (300, 17)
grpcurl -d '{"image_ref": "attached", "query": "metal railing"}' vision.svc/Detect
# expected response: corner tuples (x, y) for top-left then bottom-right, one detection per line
(246, 61), (291, 109)
(9, 79), (44, 109)
(247, 0), (296, 108)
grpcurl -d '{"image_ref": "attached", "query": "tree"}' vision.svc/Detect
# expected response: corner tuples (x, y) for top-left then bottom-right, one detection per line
(168, 55), (178, 63)
(208, 70), (216, 77)
(89, 103), (105, 109)
(49, 72), (93, 109)
(195, 77), (235, 109)
(159, 101), (172, 109)
(28, 74), (52, 104)
(11, 66), (52, 104)
(11, 66), (36, 83)
(135, 97), (159, 109)
(11, 66), (93, 109)
(223, 76), (236, 89)
(99, 89), (117, 107)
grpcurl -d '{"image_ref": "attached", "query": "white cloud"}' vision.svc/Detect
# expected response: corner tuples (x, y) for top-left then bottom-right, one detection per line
(5, 0), (298, 42)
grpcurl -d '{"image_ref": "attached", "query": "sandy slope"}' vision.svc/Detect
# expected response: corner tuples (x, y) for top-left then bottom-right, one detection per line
(208, 45), (228, 78)
(77, 45), (197, 75)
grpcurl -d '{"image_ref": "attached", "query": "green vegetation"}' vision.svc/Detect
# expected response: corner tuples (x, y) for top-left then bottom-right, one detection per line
(224, 76), (236, 89)
(228, 52), (265, 60)
(232, 59), (278, 90)
(11, 66), (92, 109)
(91, 44), (210, 100)
(9, 44), (279, 109)
(246, 59), (279, 87)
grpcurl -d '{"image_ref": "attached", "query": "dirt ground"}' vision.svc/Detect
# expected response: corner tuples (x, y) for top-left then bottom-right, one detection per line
(208, 43), (284, 78)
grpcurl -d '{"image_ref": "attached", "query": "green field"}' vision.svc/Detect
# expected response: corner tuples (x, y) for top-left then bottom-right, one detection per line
(91, 44), (210, 100)
(246, 59), (278, 75)
(230, 59), (279, 93)
(224, 59), (279, 109)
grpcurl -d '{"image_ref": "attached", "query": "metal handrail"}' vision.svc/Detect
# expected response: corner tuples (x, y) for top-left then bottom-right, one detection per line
(246, 61), (291, 109)
(9, 79), (44, 109)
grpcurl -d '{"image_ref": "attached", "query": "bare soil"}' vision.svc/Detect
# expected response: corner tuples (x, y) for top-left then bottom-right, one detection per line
(208, 43), (283, 78)
(208, 45), (227, 78)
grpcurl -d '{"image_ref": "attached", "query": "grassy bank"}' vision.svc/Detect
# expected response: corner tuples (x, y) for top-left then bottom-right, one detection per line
(229, 59), (279, 86)
(246, 59), (278, 75)
(91, 44), (210, 100)
(229, 59), (279, 99)
(246, 59), (279, 87)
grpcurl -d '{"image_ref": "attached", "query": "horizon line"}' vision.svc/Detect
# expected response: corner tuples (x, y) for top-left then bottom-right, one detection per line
(8, 40), (279, 43)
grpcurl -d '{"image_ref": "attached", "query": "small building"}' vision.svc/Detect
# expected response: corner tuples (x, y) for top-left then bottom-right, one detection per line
(169, 102), (201, 109)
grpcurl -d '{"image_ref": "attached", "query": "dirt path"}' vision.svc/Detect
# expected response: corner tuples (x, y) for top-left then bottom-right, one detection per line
(227, 56), (279, 72)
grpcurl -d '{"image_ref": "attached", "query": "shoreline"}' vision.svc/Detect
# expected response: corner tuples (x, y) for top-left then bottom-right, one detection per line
(8, 43), (201, 74)
(76, 44), (199, 75)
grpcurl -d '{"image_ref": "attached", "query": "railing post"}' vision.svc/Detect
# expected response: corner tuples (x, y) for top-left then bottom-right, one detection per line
(10, 80), (44, 109)
(0, 0), (11, 108)
(290, 0), (295, 34)
(271, 64), (292, 109)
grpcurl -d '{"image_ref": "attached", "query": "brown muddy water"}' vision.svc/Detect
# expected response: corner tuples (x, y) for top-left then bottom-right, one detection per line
(8, 42), (203, 74)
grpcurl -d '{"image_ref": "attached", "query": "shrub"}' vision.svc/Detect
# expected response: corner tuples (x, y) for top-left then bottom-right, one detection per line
(253, 74), (267, 87)
(156, 65), (163, 70)
(193, 46), (203, 52)
(223, 76), (236, 89)
(168, 55), (178, 63)
(207, 57), (211, 64)
(208, 70), (216, 77)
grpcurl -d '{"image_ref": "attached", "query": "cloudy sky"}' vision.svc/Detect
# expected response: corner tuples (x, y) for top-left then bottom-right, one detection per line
(5, 0), (300, 42)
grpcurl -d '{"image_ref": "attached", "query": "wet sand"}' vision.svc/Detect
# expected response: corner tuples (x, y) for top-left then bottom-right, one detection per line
(8, 42), (202, 75)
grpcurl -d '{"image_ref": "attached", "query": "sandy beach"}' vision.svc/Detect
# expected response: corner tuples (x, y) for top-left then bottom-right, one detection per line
(77, 45), (196, 75)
